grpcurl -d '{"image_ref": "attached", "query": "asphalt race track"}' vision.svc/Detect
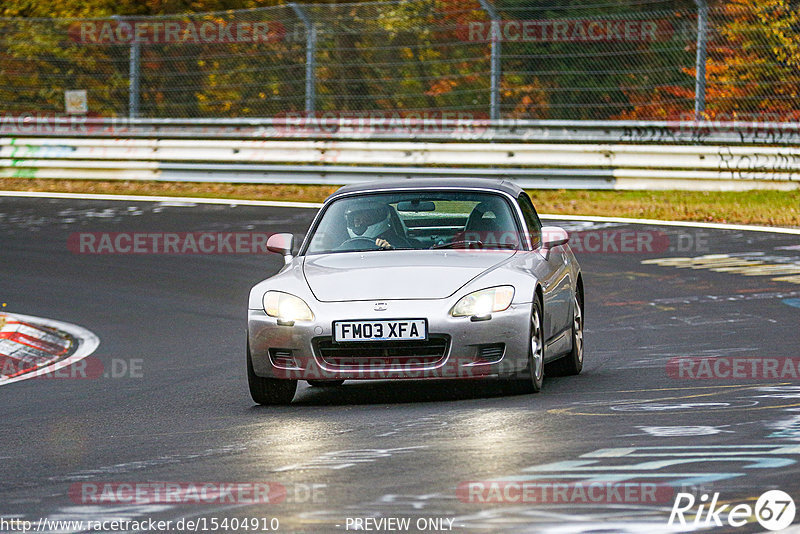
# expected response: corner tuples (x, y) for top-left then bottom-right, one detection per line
(1, 195), (799, 534)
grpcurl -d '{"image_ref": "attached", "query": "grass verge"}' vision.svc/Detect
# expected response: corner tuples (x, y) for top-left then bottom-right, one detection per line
(0, 178), (797, 227)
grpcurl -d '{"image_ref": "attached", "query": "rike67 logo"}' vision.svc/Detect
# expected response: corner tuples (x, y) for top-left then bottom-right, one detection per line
(669, 490), (796, 531)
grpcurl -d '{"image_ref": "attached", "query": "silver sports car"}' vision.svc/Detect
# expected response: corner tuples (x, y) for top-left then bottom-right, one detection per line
(247, 178), (583, 404)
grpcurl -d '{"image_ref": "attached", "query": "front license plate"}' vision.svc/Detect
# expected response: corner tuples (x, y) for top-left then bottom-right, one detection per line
(333, 319), (427, 342)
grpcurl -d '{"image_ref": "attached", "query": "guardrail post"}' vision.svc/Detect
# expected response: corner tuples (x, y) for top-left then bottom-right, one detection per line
(477, 0), (500, 121)
(694, 0), (708, 120)
(290, 3), (317, 116)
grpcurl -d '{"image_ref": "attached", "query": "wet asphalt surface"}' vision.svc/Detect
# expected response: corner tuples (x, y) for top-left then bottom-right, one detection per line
(0, 196), (799, 533)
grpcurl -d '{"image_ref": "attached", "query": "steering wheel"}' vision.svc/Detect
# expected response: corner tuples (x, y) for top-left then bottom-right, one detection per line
(335, 237), (381, 251)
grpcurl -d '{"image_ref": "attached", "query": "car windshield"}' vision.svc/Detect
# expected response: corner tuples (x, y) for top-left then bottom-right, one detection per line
(304, 191), (522, 254)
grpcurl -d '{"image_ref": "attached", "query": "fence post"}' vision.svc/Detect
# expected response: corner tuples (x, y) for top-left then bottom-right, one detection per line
(129, 39), (141, 119)
(113, 15), (140, 119)
(290, 3), (317, 116)
(694, 0), (708, 120)
(477, 0), (500, 121)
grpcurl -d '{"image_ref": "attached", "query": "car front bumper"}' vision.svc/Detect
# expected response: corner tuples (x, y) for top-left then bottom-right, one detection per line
(248, 299), (532, 381)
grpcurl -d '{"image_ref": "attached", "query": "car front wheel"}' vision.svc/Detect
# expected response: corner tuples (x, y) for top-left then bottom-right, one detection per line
(247, 342), (297, 405)
(515, 297), (544, 393)
(549, 291), (584, 376)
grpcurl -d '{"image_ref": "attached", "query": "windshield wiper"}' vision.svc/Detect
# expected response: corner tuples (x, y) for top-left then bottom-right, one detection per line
(431, 240), (517, 250)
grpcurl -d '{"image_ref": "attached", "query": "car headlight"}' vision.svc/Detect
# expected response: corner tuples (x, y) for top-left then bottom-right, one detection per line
(263, 291), (314, 322)
(450, 286), (515, 317)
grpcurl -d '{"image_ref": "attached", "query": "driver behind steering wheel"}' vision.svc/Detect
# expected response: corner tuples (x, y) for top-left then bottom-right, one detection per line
(344, 202), (404, 250)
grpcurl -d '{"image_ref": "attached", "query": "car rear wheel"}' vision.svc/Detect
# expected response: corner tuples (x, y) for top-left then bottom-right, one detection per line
(548, 291), (584, 376)
(307, 380), (345, 387)
(247, 342), (297, 405)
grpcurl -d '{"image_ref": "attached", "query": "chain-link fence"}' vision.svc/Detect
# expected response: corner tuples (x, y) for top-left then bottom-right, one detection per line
(0, 0), (797, 121)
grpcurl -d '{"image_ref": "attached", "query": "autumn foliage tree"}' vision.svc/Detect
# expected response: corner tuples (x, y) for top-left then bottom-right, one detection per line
(1, 0), (797, 120)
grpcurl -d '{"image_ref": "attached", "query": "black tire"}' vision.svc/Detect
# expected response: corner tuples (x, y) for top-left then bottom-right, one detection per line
(307, 380), (345, 387)
(247, 342), (297, 405)
(548, 290), (584, 376)
(514, 296), (545, 394)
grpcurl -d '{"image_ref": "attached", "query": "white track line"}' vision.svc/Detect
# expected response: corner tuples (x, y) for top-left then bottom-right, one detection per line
(0, 190), (322, 209)
(1, 190), (798, 235)
(537, 213), (800, 235)
(0, 313), (100, 386)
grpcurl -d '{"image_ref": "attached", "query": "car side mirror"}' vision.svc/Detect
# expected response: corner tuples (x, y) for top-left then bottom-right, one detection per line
(541, 226), (569, 249)
(267, 233), (294, 263)
(540, 226), (569, 259)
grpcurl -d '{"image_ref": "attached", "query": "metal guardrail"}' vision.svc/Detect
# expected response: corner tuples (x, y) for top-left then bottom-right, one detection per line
(1, 136), (799, 191)
(4, 118), (800, 145)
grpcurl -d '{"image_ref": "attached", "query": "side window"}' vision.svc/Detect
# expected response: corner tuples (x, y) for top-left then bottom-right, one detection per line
(517, 192), (542, 248)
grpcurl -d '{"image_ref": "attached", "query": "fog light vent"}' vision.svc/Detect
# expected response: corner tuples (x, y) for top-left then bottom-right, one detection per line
(269, 349), (297, 367)
(478, 344), (505, 362)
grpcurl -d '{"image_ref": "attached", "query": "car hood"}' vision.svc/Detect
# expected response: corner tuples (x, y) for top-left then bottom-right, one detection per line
(303, 250), (516, 302)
